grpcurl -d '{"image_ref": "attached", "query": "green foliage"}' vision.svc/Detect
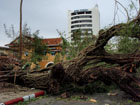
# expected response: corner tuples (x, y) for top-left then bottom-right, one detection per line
(30, 33), (48, 64)
(54, 53), (61, 64)
(59, 29), (96, 60)
(116, 1), (140, 54)
(32, 34), (47, 56)
(31, 53), (42, 63)
(4, 23), (48, 63)
(128, 0), (139, 19)
(104, 44), (116, 54)
(60, 81), (118, 94)
(104, 39), (118, 54)
(105, 22), (140, 54)
(119, 99), (140, 105)
(105, 0), (139, 54)
(60, 35), (70, 57)
(72, 82), (118, 94)
(137, 67), (140, 72)
(22, 62), (31, 70)
(70, 30), (96, 57)
(117, 37), (140, 54)
(117, 23), (140, 54)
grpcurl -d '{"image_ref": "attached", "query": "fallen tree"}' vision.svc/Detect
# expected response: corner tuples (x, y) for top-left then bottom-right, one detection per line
(0, 55), (20, 82)
(1, 18), (140, 101)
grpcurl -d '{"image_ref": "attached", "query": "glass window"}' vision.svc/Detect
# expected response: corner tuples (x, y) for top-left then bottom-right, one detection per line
(51, 52), (56, 56)
(71, 15), (92, 20)
(24, 51), (28, 56)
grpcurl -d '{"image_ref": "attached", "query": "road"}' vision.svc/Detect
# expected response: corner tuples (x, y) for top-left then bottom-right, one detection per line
(28, 90), (134, 105)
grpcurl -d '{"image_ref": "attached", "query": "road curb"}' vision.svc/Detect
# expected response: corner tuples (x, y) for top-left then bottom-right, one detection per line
(0, 91), (45, 105)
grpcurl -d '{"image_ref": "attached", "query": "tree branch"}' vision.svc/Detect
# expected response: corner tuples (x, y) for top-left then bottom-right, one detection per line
(114, 0), (130, 22)
(136, 0), (140, 19)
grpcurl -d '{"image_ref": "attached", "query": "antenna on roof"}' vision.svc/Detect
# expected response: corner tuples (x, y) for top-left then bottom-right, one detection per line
(95, 4), (98, 8)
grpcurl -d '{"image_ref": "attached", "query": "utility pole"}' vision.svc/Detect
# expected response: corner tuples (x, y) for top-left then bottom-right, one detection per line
(19, 0), (23, 59)
(138, 0), (140, 18)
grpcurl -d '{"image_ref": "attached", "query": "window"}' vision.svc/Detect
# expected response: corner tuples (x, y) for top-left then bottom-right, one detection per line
(43, 50), (47, 55)
(71, 13), (76, 15)
(71, 20), (92, 24)
(50, 52), (56, 56)
(24, 51), (28, 56)
(71, 24), (92, 28)
(77, 12), (84, 14)
(49, 47), (56, 50)
(71, 15), (92, 20)
(86, 11), (92, 14)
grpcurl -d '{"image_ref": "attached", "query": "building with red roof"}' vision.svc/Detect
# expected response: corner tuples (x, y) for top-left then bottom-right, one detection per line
(42, 38), (62, 55)
(5, 35), (63, 69)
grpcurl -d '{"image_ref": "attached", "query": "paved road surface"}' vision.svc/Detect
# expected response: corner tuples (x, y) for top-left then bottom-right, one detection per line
(28, 90), (132, 105)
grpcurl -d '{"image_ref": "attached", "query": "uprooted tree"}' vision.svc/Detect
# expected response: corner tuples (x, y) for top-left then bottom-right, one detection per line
(1, 17), (140, 100)
(1, 0), (140, 101)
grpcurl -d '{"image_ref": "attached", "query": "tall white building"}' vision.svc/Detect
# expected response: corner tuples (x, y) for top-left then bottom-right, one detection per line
(68, 5), (100, 42)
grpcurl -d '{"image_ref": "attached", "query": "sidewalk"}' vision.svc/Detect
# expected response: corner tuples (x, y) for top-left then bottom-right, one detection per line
(0, 83), (41, 103)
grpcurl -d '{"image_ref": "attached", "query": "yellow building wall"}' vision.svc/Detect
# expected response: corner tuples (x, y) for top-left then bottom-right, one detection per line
(12, 45), (63, 69)
(39, 53), (55, 69)
(21, 48), (33, 60)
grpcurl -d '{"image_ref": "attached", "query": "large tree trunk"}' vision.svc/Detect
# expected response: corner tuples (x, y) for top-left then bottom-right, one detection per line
(1, 18), (140, 101)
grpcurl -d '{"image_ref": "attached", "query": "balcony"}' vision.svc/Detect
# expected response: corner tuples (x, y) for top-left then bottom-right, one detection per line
(71, 20), (92, 24)
(71, 15), (92, 20)
(71, 24), (92, 28)
(71, 11), (92, 16)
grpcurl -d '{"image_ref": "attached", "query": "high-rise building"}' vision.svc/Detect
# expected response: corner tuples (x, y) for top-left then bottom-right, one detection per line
(68, 5), (100, 42)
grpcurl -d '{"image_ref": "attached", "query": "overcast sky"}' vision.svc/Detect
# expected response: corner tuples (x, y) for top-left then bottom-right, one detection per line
(0, 0), (137, 46)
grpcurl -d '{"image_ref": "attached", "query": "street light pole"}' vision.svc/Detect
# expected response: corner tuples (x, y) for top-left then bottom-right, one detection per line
(19, 0), (23, 59)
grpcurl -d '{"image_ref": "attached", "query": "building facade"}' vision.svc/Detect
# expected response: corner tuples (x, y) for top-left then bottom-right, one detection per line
(0, 46), (18, 56)
(68, 5), (100, 41)
(5, 36), (63, 69)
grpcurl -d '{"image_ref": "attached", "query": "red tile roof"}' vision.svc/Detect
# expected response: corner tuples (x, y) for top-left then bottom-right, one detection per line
(6, 36), (62, 47)
(42, 38), (62, 45)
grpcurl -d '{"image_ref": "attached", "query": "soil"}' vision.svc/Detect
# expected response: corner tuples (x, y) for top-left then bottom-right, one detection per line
(0, 82), (40, 103)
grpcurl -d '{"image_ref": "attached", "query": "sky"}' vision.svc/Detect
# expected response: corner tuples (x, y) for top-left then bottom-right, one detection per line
(0, 0), (138, 46)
